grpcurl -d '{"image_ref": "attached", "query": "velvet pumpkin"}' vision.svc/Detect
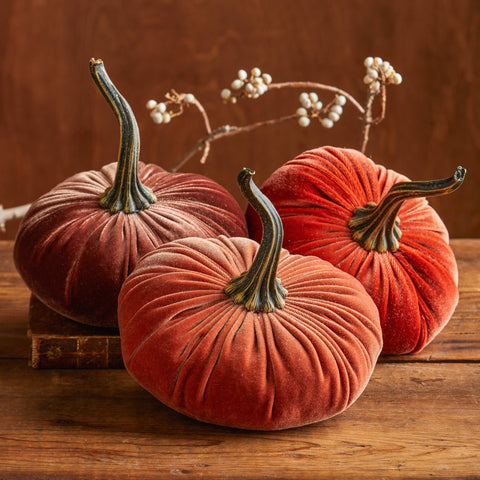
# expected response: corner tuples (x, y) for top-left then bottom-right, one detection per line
(14, 59), (247, 328)
(118, 168), (382, 431)
(245, 146), (466, 355)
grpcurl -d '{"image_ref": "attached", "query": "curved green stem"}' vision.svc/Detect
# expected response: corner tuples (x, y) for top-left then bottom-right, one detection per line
(89, 58), (156, 213)
(224, 168), (288, 312)
(348, 166), (466, 253)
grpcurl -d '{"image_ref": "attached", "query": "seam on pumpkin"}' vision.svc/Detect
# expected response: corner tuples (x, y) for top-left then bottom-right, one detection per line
(169, 300), (236, 400)
(63, 211), (111, 307)
(125, 291), (224, 368)
(260, 313), (277, 422)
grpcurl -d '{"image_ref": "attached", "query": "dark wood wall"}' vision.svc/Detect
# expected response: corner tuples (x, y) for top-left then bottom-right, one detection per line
(1, 0), (479, 240)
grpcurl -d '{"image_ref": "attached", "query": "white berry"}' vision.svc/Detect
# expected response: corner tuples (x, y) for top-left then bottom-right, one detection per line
(330, 104), (343, 115)
(370, 80), (381, 92)
(231, 79), (244, 90)
(262, 73), (272, 84)
(321, 118), (334, 128)
(296, 107), (308, 116)
(155, 102), (166, 113)
(221, 88), (231, 99)
(381, 61), (391, 71)
(151, 112), (163, 124)
(364, 75), (373, 85)
(364, 57), (374, 68)
(245, 83), (255, 94)
(238, 69), (248, 81)
(298, 116), (310, 127)
(146, 99), (157, 110)
(299, 92), (309, 103)
(257, 83), (268, 95)
(251, 67), (261, 77)
(300, 97), (312, 109)
(335, 95), (347, 106)
(184, 93), (195, 104)
(328, 111), (340, 122)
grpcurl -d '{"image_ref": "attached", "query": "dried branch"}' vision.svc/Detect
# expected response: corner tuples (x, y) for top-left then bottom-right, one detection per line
(171, 114), (297, 172)
(148, 56), (402, 170)
(0, 204), (30, 232)
(2, 56), (403, 230)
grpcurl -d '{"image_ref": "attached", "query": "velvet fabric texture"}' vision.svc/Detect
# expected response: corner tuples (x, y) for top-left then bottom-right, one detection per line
(118, 235), (382, 431)
(246, 146), (459, 355)
(14, 162), (248, 328)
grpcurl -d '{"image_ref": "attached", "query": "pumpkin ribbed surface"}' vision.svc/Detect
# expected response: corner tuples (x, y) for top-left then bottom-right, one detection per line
(118, 235), (382, 431)
(14, 162), (248, 328)
(246, 146), (459, 354)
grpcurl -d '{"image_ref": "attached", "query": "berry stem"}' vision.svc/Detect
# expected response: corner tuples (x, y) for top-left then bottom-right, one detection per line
(169, 114), (296, 173)
(269, 81), (365, 114)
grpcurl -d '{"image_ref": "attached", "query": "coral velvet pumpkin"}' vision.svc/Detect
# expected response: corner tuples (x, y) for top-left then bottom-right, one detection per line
(13, 59), (247, 328)
(246, 146), (466, 355)
(118, 168), (382, 431)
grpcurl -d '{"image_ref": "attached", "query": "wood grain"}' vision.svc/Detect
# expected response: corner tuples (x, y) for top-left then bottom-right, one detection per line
(1, 239), (479, 478)
(0, 360), (478, 479)
(0, 0), (479, 241)
(381, 238), (480, 362)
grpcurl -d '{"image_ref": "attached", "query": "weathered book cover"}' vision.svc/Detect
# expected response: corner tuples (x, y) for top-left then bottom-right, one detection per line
(28, 296), (123, 369)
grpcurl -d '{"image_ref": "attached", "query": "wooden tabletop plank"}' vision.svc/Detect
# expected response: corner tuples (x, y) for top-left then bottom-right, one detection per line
(452, 238), (480, 291)
(0, 240), (16, 273)
(0, 272), (30, 359)
(0, 359), (478, 479)
(381, 238), (480, 362)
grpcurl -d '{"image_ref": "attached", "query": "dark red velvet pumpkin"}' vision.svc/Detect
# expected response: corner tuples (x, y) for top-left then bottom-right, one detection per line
(118, 168), (382, 431)
(14, 59), (247, 328)
(246, 146), (466, 355)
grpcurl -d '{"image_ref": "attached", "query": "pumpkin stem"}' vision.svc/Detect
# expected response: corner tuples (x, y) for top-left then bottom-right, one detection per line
(224, 168), (288, 313)
(89, 58), (156, 213)
(348, 166), (466, 253)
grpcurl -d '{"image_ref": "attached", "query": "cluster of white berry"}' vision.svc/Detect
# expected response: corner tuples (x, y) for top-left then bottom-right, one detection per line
(363, 57), (402, 93)
(146, 93), (195, 124)
(221, 68), (273, 103)
(296, 92), (347, 129)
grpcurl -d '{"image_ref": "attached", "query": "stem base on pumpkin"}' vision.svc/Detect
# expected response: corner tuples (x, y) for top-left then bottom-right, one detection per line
(90, 58), (156, 214)
(348, 166), (466, 253)
(224, 168), (287, 313)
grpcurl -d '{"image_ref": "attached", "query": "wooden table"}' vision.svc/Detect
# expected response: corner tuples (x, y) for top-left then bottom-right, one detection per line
(1, 239), (479, 479)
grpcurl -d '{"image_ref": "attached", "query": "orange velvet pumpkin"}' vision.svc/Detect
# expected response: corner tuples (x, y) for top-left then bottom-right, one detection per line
(246, 146), (466, 355)
(14, 59), (247, 328)
(118, 168), (382, 431)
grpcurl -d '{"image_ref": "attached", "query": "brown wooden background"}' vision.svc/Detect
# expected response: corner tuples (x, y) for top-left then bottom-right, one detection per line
(1, 0), (479, 240)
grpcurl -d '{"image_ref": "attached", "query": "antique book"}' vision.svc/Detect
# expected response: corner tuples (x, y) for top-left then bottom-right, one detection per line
(28, 296), (123, 369)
